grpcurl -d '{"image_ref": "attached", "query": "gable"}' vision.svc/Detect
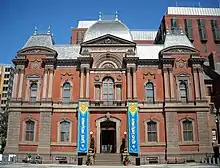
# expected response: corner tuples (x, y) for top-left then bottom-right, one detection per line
(81, 34), (136, 46)
(17, 46), (57, 56)
(160, 45), (200, 56)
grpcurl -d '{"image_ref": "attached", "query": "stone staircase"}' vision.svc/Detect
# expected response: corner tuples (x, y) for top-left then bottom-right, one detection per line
(94, 153), (122, 166)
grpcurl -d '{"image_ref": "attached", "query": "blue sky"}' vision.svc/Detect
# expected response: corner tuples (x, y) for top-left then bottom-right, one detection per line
(0, 0), (218, 64)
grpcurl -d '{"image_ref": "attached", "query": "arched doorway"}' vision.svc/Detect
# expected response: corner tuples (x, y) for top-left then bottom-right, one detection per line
(96, 116), (121, 153)
(100, 120), (116, 153)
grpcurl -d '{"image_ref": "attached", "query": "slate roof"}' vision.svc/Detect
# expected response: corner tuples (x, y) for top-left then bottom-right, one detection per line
(53, 45), (81, 59)
(23, 34), (54, 48)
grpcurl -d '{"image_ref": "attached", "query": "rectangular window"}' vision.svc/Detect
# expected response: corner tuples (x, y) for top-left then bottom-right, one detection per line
(3, 80), (9, 85)
(4, 74), (9, 78)
(171, 18), (178, 33)
(60, 121), (70, 142)
(212, 129), (217, 142)
(197, 19), (207, 41)
(147, 121), (157, 142)
(211, 19), (220, 41)
(63, 90), (70, 103)
(183, 120), (193, 141)
(25, 121), (35, 141)
(5, 68), (10, 72)
(184, 19), (193, 40)
(2, 87), (8, 91)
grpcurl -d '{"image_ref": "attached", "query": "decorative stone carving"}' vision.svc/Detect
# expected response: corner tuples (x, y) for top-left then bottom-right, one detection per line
(61, 72), (74, 79)
(102, 63), (115, 69)
(105, 112), (111, 120)
(117, 75), (122, 81)
(30, 60), (41, 69)
(143, 72), (156, 79)
(176, 58), (187, 68)
(94, 75), (100, 82)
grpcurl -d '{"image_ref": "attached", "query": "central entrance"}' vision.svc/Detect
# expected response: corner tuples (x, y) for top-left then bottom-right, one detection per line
(100, 120), (116, 153)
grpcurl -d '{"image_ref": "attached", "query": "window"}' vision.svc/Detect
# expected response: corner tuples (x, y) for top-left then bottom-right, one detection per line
(147, 120), (157, 142)
(1, 100), (6, 104)
(184, 19), (193, 40)
(60, 120), (70, 142)
(5, 68), (10, 72)
(171, 18), (178, 33)
(211, 19), (220, 41)
(3, 80), (9, 85)
(201, 43), (208, 52)
(197, 19), (207, 41)
(182, 119), (193, 141)
(179, 81), (188, 102)
(144, 82), (154, 103)
(25, 120), (35, 141)
(102, 77), (114, 105)
(4, 74), (9, 78)
(207, 86), (212, 96)
(216, 44), (220, 53)
(212, 129), (217, 142)
(2, 87), (8, 91)
(30, 83), (38, 102)
(2, 93), (7, 98)
(63, 82), (71, 103)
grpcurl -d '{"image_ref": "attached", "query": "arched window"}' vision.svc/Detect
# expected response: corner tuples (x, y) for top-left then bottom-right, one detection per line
(179, 81), (187, 102)
(25, 120), (35, 141)
(63, 82), (71, 103)
(147, 120), (157, 142)
(102, 77), (114, 105)
(145, 82), (154, 103)
(182, 119), (193, 141)
(60, 120), (70, 142)
(30, 83), (38, 102)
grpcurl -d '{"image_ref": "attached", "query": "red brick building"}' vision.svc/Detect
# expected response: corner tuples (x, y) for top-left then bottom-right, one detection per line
(5, 7), (220, 164)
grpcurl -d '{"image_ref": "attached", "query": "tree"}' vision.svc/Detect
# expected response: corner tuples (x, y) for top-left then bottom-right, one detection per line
(0, 110), (8, 154)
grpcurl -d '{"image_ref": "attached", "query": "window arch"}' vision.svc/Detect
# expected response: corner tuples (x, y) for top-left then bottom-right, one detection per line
(179, 81), (188, 102)
(60, 120), (70, 142)
(102, 77), (114, 105)
(25, 120), (35, 141)
(30, 83), (38, 102)
(144, 82), (154, 103)
(63, 82), (71, 103)
(147, 120), (157, 142)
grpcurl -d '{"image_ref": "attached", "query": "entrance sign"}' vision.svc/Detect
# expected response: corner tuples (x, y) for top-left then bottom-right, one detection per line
(127, 102), (139, 154)
(77, 101), (89, 153)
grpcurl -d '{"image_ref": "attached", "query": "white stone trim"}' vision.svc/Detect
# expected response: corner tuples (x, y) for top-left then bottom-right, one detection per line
(95, 116), (121, 153)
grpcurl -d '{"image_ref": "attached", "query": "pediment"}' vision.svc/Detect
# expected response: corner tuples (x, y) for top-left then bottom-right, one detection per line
(17, 46), (57, 56)
(160, 45), (200, 55)
(81, 34), (136, 46)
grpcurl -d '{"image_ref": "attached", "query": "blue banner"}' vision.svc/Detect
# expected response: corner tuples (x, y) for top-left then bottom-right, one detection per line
(77, 101), (89, 153)
(128, 102), (139, 154)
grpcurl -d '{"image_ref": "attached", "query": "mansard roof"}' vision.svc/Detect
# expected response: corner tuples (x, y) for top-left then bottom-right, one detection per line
(23, 34), (54, 48)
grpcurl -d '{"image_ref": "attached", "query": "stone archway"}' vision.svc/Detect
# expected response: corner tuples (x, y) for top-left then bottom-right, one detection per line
(96, 116), (121, 153)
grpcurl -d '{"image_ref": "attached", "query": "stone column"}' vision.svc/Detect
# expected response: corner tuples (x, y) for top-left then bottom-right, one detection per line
(163, 68), (170, 101)
(17, 69), (24, 99)
(127, 68), (131, 99)
(37, 111), (52, 161)
(132, 67), (137, 99)
(80, 68), (85, 99)
(42, 70), (48, 99)
(198, 69), (206, 99)
(193, 68), (200, 100)
(85, 68), (90, 99)
(4, 111), (21, 154)
(169, 69), (175, 100)
(47, 69), (54, 99)
(12, 70), (19, 99)
(165, 112), (180, 155)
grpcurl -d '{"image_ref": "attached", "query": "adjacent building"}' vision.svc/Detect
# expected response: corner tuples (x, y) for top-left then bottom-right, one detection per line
(5, 6), (220, 164)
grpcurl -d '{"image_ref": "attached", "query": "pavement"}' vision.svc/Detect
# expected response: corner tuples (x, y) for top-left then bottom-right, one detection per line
(0, 163), (219, 168)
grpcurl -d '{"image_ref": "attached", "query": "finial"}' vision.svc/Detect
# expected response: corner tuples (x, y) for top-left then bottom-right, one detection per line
(115, 11), (119, 21)
(99, 12), (102, 21)
(180, 26), (184, 35)
(34, 26), (38, 35)
(47, 26), (51, 35)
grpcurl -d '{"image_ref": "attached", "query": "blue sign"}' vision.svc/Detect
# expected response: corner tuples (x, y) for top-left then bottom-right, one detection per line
(77, 101), (89, 153)
(128, 102), (139, 154)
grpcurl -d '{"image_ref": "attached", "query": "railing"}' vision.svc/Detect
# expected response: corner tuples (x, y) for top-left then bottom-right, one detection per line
(90, 100), (127, 107)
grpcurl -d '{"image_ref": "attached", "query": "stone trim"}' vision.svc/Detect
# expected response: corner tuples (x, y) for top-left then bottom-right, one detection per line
(18, 71), (24, 98)
(51, 142), (77, 146)
(95, 116), (121, 153)
(22, 118), (38, 143)
(57, 119), (73, 143)
(179, 117), (196, 143)
(144, 118), (160, 144)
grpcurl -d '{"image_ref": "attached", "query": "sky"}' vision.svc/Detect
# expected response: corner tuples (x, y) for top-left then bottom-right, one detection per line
(0, 0), (219, 64)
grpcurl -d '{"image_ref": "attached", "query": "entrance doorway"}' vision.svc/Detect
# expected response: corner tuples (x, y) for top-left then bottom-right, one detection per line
(100, 120), (116, 153)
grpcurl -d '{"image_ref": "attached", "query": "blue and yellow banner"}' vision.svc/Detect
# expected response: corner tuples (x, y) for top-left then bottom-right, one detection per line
(128, 102), (139, 154)
(77, 101), (89, 153)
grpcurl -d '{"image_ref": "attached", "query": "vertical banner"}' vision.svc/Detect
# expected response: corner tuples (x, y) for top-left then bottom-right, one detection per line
(77, 101), (89, 153)
(128, 102), (139, 154)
